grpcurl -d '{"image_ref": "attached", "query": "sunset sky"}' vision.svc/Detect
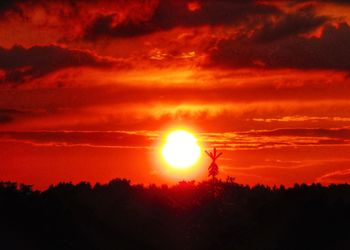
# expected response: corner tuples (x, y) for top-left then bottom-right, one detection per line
(2, 0), (350, 189)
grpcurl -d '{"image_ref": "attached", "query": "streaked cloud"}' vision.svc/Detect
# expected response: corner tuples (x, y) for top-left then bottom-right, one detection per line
(0, 130), (157, 148)
(2, 127), (350, 150)
(317, 168), (350, 183)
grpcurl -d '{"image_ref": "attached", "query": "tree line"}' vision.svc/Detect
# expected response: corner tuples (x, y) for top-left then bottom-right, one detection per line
(1, 179), (350, 250)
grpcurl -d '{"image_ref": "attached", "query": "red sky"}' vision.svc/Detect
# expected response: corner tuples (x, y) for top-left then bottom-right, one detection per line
(1, 0), (350, 189)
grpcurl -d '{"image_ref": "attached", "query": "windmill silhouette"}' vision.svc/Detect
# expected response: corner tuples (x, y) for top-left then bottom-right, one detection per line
(205, 147), (222, 181)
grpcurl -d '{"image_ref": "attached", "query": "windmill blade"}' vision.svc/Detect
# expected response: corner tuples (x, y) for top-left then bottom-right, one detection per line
(205, 151), (213, 158)
(215, 152), (223, 159)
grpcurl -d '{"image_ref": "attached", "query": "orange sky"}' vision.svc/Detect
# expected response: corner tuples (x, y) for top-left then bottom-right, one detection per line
(1, 0), (350, 189)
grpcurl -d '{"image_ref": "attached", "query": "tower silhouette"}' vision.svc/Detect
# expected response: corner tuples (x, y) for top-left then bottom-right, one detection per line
(205, 147), (222, 181)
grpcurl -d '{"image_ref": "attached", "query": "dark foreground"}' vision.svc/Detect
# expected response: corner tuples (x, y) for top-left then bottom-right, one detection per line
(1, 179), (350, 250)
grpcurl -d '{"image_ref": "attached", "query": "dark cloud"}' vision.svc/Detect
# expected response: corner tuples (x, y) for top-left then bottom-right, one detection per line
(0, 45), (114, 83)
(211, 22), (350, 70)
(252, 6), (328, 42)
(0, 0), (25, 14)
(0, 0), (95, 13)
(0, 0), (333, 44)
(296, 0), (350, 4)
(0, 109), (24, 124)
(330, 0), (350, 3)
(84, 0), (280, 39)
(0, 116), (12, 123)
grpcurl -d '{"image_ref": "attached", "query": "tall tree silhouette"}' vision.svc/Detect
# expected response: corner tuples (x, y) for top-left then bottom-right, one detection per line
(205, 147), (222, 181)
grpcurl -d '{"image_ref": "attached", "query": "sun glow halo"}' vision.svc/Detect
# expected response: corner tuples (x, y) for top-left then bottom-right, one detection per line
(162, 130), (201, 169)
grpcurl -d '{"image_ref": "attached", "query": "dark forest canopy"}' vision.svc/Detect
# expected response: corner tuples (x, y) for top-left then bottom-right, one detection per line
(1, 179), (350, 250)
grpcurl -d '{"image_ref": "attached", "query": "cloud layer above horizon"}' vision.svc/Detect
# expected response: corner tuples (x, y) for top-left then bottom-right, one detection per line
(2, 0), (350, 188)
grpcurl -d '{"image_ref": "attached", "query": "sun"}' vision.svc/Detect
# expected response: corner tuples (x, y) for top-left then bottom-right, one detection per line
(162, 130), (201, 169)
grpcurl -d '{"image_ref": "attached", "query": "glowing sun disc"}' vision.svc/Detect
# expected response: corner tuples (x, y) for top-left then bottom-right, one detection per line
(162, 130), (201, 169)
